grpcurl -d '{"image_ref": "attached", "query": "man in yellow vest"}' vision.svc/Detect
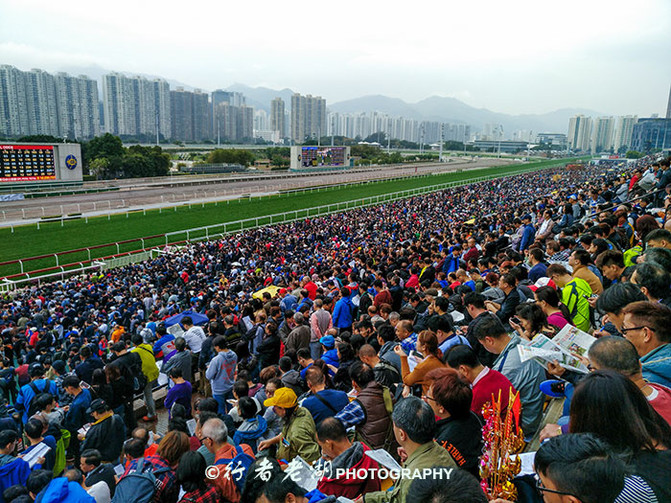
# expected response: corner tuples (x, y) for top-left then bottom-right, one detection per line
(131, 334), (159, 422)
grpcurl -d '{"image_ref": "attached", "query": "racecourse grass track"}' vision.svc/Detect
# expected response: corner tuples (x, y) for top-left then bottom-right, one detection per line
(0, 158), (585, 278)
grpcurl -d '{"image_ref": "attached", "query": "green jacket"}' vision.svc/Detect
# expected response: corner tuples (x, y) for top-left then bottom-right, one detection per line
(364, 441), (457, 503)
(561, 277), (592, 333)
(276, 406), (320, 464)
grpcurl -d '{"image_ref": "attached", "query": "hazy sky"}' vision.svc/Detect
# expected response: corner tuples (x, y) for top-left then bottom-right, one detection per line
(1, 0), (670, 116)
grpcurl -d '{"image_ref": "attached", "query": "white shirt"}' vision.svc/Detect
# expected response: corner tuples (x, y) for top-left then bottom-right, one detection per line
(472, 366), (490, 387)
(86, 481), (111, 503)
(183, 326), (206, 353)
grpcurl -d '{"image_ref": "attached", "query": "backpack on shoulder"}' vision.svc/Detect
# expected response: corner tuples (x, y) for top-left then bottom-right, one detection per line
(27, 381), (49, 418)
(214, 445), (254, 492)
(112, 457), (171, 503)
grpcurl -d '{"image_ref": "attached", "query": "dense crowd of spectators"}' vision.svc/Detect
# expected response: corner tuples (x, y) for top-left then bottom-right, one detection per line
(0, 154), (671, 502)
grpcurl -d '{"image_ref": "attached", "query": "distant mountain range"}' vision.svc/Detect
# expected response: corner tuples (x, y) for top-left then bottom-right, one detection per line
(226, 84), (603, 134)
(58, 66), (603, 134)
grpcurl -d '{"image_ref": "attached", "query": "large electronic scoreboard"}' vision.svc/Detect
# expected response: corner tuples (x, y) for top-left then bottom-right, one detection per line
(0, 143), (82, 184)
(290, 146), (351, 171)
(0, 145), (56, 182)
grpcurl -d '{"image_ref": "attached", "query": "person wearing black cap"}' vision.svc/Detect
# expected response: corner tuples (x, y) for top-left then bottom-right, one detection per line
(15, 363), (58, 424)
(80, 399), (125, 464)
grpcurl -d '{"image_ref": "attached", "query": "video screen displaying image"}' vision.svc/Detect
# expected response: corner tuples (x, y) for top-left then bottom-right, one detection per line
(300, 146), (346, 167)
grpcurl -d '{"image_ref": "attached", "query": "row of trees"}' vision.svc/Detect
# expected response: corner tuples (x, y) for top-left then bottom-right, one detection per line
(12, 134), (171, 179)
(83, 134), (170, 179)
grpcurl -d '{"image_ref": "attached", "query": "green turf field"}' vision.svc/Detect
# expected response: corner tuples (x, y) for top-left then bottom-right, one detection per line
(0, 157), (585, 278)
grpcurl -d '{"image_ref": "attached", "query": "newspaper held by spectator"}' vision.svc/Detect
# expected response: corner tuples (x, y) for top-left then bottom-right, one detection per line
(22, 442), (51, 468)
(518, 325), (596, 373)
(552, 324), (597, 358)
(364, 448), (403, 473)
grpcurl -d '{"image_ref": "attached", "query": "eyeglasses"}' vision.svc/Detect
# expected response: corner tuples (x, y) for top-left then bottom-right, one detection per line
(620, 325), (647, 334)
(199, 436), (212, 443)
(422, 395), (437, 403)
(535, 475), (575, 497)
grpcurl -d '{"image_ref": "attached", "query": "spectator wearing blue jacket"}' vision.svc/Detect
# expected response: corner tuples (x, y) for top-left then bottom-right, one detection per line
(622, 301), (671, 389)
(332, 288), (354, 333)
(519, 214), (536, 252)
(527, 248), (548, 284)
(319, 336), (340, 369)
(442, 246), (463, 274)
(0, 430), (31, 503)
(35, 472), (96, 503)
(15, 364), (59, 424)
(301, 366), (349, 425)
(280, 289), (298, 314)
(61, 376), (92, 465)
(152, 324), (176, 360)
(73, 346), (103, 385)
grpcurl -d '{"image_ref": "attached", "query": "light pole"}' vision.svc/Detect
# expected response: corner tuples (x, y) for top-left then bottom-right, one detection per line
(497, 124), (504, 158)
(439, 123), (444, 162)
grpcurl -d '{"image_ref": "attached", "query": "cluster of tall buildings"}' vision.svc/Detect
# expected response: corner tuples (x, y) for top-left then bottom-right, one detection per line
(567, 115), (639, 153)
(4, 64), (666, 152)
(326, 111), (471, 144)
(0, 65), (100, 139)
(0, 65), (329, 144)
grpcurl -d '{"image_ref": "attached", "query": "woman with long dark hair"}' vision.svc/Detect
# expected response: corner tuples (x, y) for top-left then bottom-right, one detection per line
(509, 302), (557, 341)
(176, 451), (220, 502)
(534, 285), (571, 330)
(569, 370), (671, 500)
(332, 342), (356, 391)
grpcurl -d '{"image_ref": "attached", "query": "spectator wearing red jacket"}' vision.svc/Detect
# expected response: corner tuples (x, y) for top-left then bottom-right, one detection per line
(372, 280), (393, 308)
(316, 417), (381, 500)
(445, 344), (517, 418)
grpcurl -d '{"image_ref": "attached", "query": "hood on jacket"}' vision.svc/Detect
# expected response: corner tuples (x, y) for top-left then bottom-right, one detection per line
(321, 442), (377, 486)
(330, 440), (364, 471)
(233, 416), (268, 443)
(36, 477), (94, 503)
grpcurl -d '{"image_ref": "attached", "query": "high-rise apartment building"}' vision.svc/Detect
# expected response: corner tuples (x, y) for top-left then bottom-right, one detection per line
(54, 72), (100, 139)
(0, 65), (99, 139)
(254, 109), (269, 131)
(612, 116), (638, 152)
(291, 93), (326, 143)
(567, 115), (593, 152)
(326, 111), (470, 144)
(24, 69), (59, 136)
(0, 65), (32, 137)
(211, 91), (251, 142)
(270, 98), (286, 138)
(170, 88), (211, 142)
(239, 105), (254, 140)
(103, 73), (171, 139)
(592, 116), (615, 152)
(211, 101), (254, 142)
